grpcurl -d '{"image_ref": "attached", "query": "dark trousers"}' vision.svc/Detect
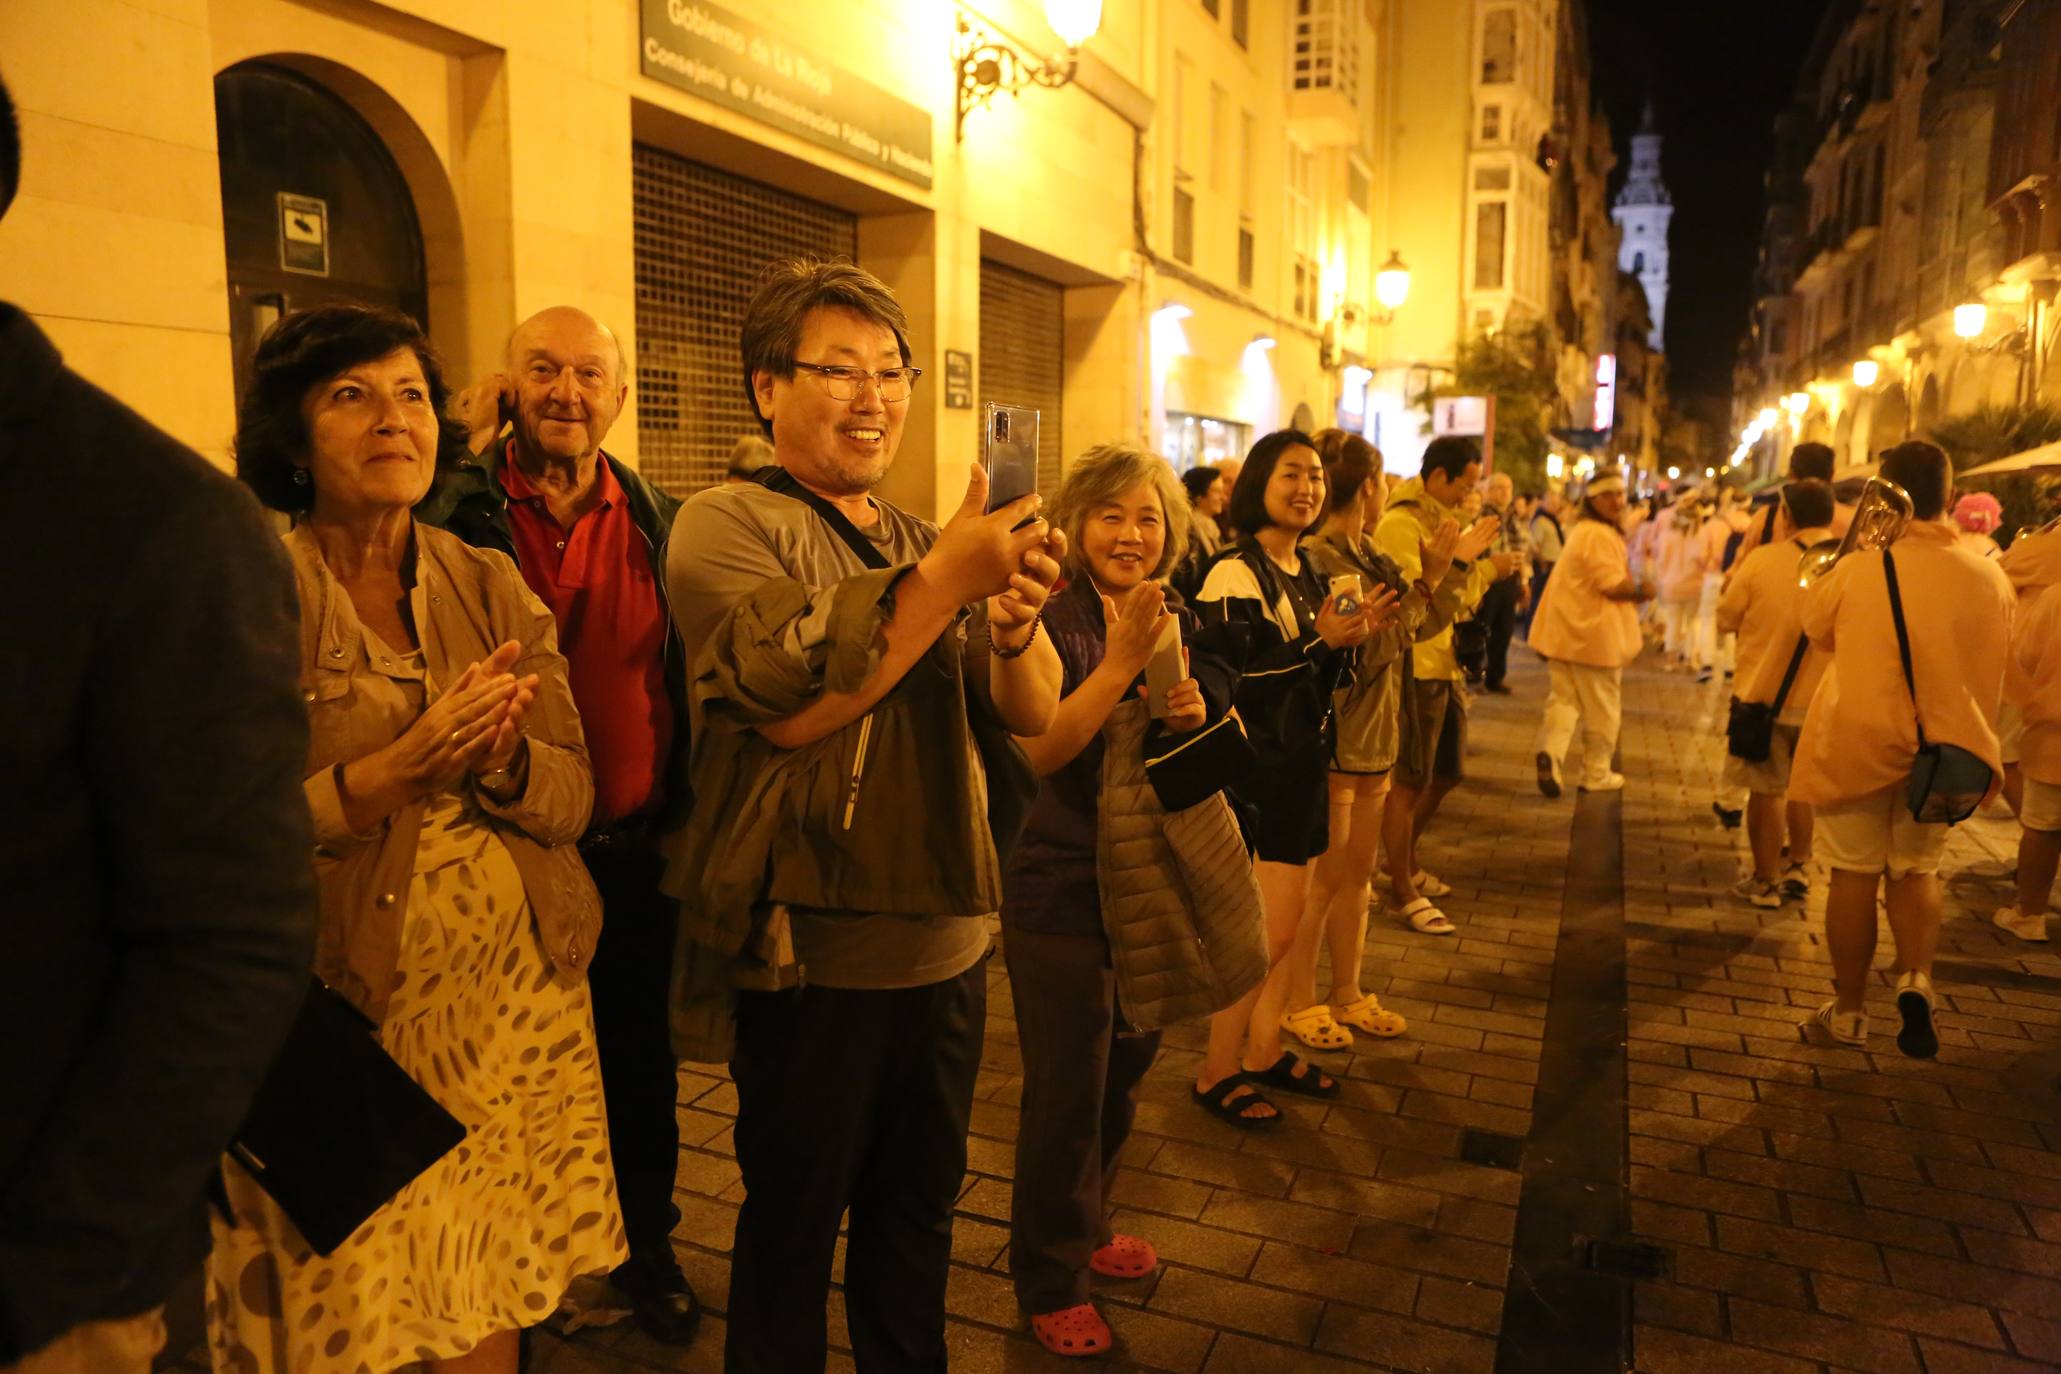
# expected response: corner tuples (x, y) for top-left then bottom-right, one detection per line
(1003, 928), (1161, 1314)
(582, 844), (684, 1270)
(1480, 577), (1521, 689)
(725, 964), (987, 1373)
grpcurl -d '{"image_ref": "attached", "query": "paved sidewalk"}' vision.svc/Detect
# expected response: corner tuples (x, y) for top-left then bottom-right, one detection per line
(537, 651), (1595, 1373)
(1614, 663), (2061, 1374)
(166, 650), (2061, 1372)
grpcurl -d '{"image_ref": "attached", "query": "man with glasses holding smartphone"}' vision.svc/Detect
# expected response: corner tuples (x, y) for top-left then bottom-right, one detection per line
(421, 306), (702, 1345)
(665, 258), (1065, 1372)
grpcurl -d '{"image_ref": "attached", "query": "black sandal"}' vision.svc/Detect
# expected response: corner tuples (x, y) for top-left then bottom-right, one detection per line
(1191, 1073), (1282, 1128)
(1249, 1051), (1341, 1099)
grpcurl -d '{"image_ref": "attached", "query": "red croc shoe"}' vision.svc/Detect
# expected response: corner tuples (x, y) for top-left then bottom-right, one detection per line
(1030, 1302), (1113, 1356)
(1088, 1233), (1158, 1280)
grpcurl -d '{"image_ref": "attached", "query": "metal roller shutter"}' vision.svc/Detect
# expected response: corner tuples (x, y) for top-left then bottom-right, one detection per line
(978, 260), (1066, 494)
(632, 145), (858, 495)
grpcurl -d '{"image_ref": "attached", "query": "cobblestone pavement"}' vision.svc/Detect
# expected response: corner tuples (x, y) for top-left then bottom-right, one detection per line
(167, 649), (2061, 1373)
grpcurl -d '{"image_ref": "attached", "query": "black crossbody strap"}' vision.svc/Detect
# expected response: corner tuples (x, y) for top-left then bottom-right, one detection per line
(1768, 539), (1810, 714)
(751, 465), (892, 571)
(1769, 637), (1810, 714)
(1881, 548), (1930, 748)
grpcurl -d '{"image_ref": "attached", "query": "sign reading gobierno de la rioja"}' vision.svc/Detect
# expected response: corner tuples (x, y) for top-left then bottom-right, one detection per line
(640, 0), (935, 190)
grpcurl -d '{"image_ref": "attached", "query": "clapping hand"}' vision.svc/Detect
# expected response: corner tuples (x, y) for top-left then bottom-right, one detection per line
(1102, 582), (1170, 679)
(1316, 583), (1402, 649)
(375, 641), (532, 797)
(449, 373), (515, 456)
(468, 640), (539, 777)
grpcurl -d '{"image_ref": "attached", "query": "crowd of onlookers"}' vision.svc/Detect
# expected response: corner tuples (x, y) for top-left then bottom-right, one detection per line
(8, 63), (2061, 1374)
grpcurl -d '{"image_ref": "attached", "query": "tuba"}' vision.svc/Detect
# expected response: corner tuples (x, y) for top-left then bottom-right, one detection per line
(1796, 476), (1915, 588)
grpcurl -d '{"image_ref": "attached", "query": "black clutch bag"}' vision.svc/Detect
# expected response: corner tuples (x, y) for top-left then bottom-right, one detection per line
(226, 977), (467, 1255)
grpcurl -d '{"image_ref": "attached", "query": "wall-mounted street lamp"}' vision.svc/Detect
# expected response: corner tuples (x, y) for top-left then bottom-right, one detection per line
(1373, 251), (1411, 324)
(1851, 359), (1879, 388)
(956, 2), (1103, 141)
(1784, 391), (1810, 416)
(1951, 300), (2029, 357)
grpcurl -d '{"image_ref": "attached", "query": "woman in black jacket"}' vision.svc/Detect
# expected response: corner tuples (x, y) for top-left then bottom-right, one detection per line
(1189, 430), (1396, 1127)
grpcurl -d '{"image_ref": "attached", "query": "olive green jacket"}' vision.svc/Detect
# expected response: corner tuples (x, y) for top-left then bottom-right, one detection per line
(661, 568), (1003, 1062)
(1304, 530), (1470, 774)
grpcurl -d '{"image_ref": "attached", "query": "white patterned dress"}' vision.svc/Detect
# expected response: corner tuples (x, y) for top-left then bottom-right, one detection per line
(206, 656), (625, 1372)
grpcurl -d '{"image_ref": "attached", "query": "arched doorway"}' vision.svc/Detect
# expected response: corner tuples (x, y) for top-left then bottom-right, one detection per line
(1867, 382), (1909, 458)
(1916, 374), (1941, 435)
(214, 62), (427, 402)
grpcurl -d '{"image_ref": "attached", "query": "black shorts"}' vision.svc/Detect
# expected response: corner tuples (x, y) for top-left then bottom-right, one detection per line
(1236, 738), (1332, 866)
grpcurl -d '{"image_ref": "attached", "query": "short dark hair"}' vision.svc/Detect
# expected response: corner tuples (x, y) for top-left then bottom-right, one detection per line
(1181, 465), (1221, 504)
(1225, 429), (1320, 537)
(1309, 427), (1379, 514)
(1421, 435), (1482, 485)
(1782, 478), (1835, 531)
(1879, 440), (1952, 520)
(0, 72), (19, 222)
(234, 304), (462, 515)
(739, 258), (912, 438)
(1789, 442), (1835, 482)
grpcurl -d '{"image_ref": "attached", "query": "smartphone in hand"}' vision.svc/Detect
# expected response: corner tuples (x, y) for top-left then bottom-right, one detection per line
(1145, 615), (1185, 720)
(1328, 573), (1363, 618)
(982, 403), (1040, 519)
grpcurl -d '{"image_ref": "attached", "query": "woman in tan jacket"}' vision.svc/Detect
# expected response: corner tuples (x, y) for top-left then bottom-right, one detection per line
(211, 305), (624, 1374)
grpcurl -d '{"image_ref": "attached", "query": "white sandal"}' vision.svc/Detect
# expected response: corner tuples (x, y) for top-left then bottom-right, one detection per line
(1335, 994), (1409, 1037)
(1412, 870), (1452, 898)
(1399, 897), (1456, 935)
(1280, 1004), (1353, 1051)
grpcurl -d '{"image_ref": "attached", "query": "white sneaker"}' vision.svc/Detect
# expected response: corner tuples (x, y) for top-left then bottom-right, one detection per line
(1732, 877), (1783, 909)
(1894, 971), (1939, 1060)
(1779, 862), (1810, 904)
(1993, 906), (2050, 943)
(1580, 772), (1626, 792)
(1812, 1000), (1868, 1047)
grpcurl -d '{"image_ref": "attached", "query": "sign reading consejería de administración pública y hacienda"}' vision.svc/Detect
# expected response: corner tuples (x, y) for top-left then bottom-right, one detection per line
(641, 0), (935, 190)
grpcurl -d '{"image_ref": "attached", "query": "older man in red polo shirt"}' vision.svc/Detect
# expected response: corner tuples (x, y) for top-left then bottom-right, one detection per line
(419, 306), (699, 1345)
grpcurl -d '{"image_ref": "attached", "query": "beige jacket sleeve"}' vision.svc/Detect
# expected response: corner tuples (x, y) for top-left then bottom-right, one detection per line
(472, 561), (594, 846)
(303, 763), (382, 857)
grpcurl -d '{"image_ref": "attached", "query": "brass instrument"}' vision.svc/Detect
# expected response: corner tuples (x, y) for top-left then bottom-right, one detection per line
(1797, 476), (1915, 588)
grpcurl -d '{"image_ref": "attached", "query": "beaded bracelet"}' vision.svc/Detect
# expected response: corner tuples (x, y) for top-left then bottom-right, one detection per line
(989, 611), (1044, 660)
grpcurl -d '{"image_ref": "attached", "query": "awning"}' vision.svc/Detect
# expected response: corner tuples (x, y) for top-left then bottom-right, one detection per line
(1962, 439), (2061, 477)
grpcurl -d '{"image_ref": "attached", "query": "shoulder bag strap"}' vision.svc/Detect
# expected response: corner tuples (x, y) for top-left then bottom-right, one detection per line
(751, 465), (892, 571)
(1767, 539), (1811, 714)
(1881, 548), (1930, 748)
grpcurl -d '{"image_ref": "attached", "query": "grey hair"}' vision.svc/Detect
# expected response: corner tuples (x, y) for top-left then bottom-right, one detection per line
(1049, 443), (1192, 583)
(739, 258), (912, 437)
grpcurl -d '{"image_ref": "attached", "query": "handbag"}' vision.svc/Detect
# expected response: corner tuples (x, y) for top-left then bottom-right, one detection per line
(1883, 549), (1994, 824)
(1726, 542), (1811, 764)
(225, 978), (466, 1255)
(749, 466), (1040, 860)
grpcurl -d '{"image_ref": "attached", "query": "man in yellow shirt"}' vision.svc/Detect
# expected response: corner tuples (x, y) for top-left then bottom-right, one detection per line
(1373, 437), (1507, 933)
(1792, 443), (2014, 1058)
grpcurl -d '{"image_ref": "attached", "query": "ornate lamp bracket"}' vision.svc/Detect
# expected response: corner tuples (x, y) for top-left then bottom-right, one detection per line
(956, 15), (1081, 141)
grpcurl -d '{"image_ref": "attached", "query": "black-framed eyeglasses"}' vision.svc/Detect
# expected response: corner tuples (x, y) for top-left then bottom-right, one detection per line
(790, 361), (923, 402)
